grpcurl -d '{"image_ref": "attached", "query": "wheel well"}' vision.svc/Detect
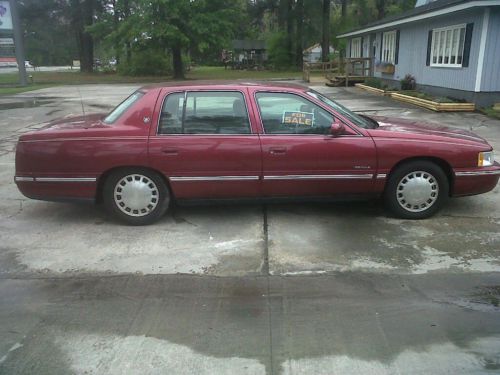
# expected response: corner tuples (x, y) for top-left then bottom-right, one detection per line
(95, 166), (172, 204)
(386, 157), (454, 196)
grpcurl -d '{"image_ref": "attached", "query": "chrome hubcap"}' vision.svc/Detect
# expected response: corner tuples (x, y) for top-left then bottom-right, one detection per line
(114, 174), (159, 217)
(396, 171), (439, 213)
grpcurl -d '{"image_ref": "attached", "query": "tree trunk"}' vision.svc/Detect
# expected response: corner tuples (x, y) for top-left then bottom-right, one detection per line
(286, 0), (294, 65)
(295, 0), (304, 69)
(341, 0), (347, 19)
(123, 0), (131, 63)
(278, 0), (287, 31)
(112, 0), (119, 65)
(80, 0), (94, 73)
(172, 44), (184, 79)
(321, 0), (330, 62)
(375, 0), (385, 20)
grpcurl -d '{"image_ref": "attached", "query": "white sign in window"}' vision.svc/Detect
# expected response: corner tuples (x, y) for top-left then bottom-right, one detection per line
(381, 30), (397, 64)
(0, 1), (13, 30)
(431, 24), (466, 67)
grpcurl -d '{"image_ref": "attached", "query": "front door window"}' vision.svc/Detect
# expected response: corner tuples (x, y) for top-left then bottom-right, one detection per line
(255, 92), (334, 135)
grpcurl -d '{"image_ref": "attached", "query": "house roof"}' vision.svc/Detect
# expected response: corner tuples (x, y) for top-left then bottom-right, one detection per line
(303, 43), (321, 53)
(337, 0), (500, 38)
(302, 43), (334, 53)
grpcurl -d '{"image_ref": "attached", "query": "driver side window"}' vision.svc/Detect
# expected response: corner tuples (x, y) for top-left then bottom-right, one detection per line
(256, 92), (334, 135)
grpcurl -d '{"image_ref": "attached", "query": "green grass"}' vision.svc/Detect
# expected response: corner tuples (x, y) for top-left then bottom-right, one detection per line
(0, 66), (302, 96)
(186, 66), (301, 80)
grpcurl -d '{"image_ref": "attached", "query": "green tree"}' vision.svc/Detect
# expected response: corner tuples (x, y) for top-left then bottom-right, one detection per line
(19, 0), (78, 66)
(92, 0), (244, 78)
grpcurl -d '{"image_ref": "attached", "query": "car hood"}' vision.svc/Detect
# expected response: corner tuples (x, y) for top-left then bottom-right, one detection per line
(369, 116), (489, 145)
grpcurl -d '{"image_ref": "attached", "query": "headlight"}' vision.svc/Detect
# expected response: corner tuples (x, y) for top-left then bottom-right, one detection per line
(478, 151), (494, 167)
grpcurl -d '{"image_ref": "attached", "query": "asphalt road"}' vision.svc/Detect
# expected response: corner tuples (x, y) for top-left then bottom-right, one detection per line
(0, 83), (499, 374)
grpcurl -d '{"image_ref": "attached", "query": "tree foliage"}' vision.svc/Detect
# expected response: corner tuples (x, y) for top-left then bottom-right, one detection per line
(19, 0), (416, 75)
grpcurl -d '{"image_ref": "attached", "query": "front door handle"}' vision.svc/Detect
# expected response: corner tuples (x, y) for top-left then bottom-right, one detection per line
(162, 147), (178, 155)
(269, 147), (287, 155)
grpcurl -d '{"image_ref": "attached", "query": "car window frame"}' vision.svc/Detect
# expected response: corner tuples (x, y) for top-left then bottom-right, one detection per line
(253, 90), (363, 137)
(156, 89), (254, 136)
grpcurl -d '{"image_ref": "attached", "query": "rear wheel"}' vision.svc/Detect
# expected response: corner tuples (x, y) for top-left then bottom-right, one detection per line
(103, 168), (170, 225)
(384, 161), (449, 219)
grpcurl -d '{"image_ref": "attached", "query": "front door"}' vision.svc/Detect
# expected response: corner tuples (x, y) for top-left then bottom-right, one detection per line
(253, 91), (377, 197)
(148, 89), (262, 199)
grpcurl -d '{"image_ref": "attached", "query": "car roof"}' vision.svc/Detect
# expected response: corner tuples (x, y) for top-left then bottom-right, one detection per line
(141, 80), (309, 92)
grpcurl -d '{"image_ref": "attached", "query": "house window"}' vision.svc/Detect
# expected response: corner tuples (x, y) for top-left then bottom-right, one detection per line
(351, 38), (361, 58)
(430, 24), (466, 67)
(381, 31), (397, 64)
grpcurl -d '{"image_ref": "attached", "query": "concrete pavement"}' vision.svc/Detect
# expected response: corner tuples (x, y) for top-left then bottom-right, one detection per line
(0, 83), (499, 374)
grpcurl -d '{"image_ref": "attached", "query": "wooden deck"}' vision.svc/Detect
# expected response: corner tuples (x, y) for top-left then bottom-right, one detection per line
(303, 58), (372, 87)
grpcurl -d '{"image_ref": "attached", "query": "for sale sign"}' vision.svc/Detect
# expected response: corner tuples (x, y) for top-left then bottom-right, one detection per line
(282, 111), (315, 126)
(0, 1), (13, 30)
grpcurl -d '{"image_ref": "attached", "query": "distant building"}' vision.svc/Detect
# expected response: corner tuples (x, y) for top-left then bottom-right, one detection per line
(303, 43), (334, 63)
(231, 39), (267, 68)
(337, 0), (500, 106)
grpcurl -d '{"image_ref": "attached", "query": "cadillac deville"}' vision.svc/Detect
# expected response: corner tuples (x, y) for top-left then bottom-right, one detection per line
(15, 82), (500, 225)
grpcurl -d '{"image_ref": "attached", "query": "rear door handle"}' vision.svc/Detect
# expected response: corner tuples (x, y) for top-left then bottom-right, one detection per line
(162, 147), (178, 155)
(269, 147), (287, 155)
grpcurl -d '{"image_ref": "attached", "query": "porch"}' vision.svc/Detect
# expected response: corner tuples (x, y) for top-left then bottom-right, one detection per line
(303, 57), (372, 86)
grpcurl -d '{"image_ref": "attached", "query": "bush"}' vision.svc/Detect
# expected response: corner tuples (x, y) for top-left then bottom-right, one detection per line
(364, 77), (386, 90)
(267, 32), (292, 70)
(118, 48), (172, 76)
(401, 74), (416, 90)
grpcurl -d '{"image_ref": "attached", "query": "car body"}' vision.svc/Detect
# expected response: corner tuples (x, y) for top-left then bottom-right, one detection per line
(15, 82), (500, 224)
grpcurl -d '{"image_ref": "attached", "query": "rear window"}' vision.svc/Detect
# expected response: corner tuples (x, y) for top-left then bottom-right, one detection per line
(103, 91), (144, 124)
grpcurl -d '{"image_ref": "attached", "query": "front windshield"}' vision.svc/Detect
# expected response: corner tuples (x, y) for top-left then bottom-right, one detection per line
(306, 90), (374, 129)
(103, 91), (144, 124)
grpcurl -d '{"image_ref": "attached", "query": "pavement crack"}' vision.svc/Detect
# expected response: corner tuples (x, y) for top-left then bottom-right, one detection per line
(261, 204), (274, 375)
(7, 201), (23, 219)
(260, 204), (270, 276)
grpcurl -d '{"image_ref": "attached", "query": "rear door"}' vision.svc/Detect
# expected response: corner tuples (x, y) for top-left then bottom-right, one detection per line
(148, 89), (262, 199)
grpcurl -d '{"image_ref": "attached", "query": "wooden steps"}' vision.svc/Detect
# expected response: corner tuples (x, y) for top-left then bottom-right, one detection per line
(326, 75), (366, 87)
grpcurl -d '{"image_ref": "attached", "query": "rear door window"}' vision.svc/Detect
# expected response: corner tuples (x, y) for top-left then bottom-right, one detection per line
(158, 91), (251, 134)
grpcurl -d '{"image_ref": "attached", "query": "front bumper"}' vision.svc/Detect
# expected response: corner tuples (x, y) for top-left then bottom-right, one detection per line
(453, 162), (500, 196)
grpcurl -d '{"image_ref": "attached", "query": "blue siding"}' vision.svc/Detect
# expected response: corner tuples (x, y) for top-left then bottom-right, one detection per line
(351, 9), (489, 92)
(481, 8), (500, 92)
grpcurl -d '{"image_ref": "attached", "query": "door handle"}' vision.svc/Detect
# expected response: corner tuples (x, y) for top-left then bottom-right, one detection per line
(269, 147), (287, 155)
(162, 147), (178, 155)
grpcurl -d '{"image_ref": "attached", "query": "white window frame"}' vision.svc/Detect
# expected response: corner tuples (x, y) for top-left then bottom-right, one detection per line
(350, 37), (361, 58)
(430, 23), (466, 68)
(381, 30), (397, 64)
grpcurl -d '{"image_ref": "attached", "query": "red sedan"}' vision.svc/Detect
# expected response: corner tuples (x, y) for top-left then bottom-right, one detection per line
(15, 82), (500, 225)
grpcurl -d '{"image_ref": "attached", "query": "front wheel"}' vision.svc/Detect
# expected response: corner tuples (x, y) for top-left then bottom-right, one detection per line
(103, 168), (170, 225)
(384, 161), (449, 219)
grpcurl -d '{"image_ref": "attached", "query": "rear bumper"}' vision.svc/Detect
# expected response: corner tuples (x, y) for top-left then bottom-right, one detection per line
(14, 176), (97, 202)
(453, 163), (500, 196)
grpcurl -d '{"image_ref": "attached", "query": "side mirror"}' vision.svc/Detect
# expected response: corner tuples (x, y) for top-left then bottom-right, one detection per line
(330, 121), (345, 137)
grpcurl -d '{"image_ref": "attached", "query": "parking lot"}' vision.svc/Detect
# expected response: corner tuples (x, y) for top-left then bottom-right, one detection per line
(1, 83), (499, 374)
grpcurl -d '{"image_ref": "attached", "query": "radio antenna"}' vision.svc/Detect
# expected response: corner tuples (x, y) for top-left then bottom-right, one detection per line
(76, 87), (86, 118)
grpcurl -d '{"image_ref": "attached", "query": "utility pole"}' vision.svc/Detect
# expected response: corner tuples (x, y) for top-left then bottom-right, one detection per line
(10, 0), (27, 85)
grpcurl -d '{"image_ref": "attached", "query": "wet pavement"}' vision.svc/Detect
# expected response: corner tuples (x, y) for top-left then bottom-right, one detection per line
(0, 83), (499, 374)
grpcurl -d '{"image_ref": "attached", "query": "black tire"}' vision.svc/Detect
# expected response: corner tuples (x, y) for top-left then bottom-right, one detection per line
(103, 168), (170, 225)
(384, 161), (449, 219)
